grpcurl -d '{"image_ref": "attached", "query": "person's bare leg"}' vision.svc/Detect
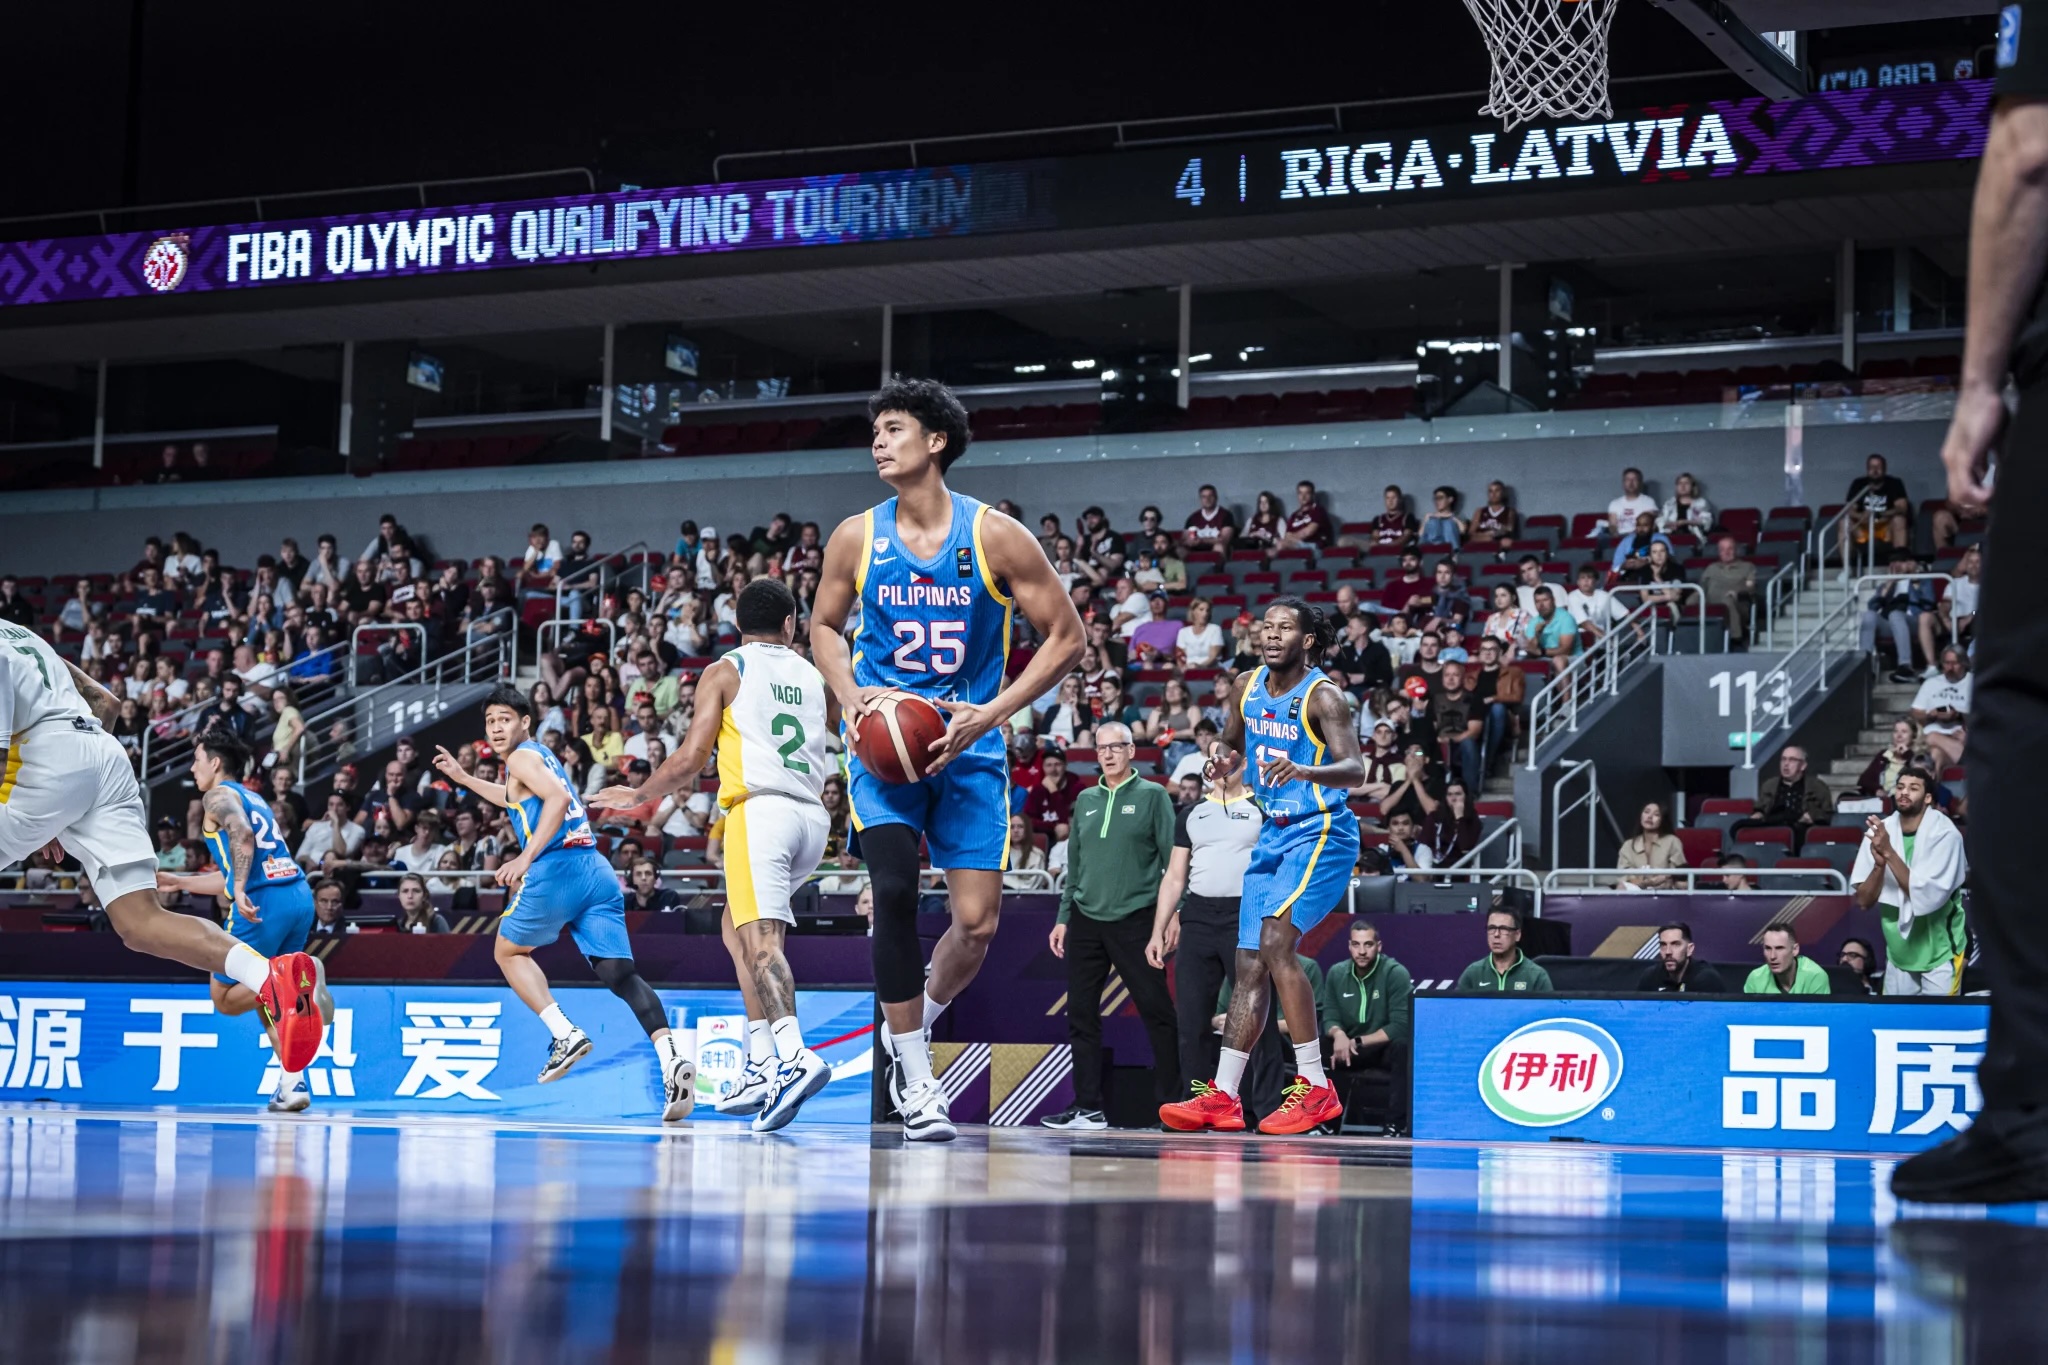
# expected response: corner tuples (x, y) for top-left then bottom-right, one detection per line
(735, 919), (796, 1023)
(1260, 918), (1318, 1049)
(102, 888), (270, 978)
(1933, 506), (1959, 549)
(923, 867), (1001, 1007)
(1918, 612), (1945, 672)
(1891, 512), (1912, 551)
(720, 907), (766, 1021)
(493, 934), (557, 1015)
(1219, 948), (1273, 1054)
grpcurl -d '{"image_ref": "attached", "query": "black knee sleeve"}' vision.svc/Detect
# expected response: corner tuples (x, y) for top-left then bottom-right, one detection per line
(589, 956), (669, 1037)
(861, 824), (927, 1005)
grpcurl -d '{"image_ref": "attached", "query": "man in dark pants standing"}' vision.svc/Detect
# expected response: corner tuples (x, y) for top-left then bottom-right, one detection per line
(1146, 761), (1293, 1118)
(1895, 7), (2048, 1203)
(1043, 723), (1180, 1130)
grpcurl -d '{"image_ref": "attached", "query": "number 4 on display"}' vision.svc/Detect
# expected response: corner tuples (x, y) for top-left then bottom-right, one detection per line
(1175, 157), (1204, 206)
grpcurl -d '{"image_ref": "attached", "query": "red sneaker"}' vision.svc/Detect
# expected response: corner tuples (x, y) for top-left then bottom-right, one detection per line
(1257, 1076), (1343, 1135)
(1160, 1081), (1247, 1132)
(259, 952), (328, 1073)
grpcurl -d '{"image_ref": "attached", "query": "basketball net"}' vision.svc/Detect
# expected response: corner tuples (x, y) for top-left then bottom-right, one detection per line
(1462, 0), (1622, 130)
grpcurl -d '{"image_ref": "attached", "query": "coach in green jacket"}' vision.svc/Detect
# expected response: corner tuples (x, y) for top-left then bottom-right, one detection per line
(1743, 925), (1832, 996)
(1455, 908), (1555, 993)
(1324, 918), (1414, 1132)
(1046, 723), (1180, 1128)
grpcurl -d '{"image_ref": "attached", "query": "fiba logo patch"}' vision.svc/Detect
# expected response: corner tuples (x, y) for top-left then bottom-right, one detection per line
(142, 234), (190, 293)
(1478, 1018), (1624, 1127)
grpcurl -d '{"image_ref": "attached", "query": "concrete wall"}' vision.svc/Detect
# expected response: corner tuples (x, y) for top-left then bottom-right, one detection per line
(0, 407), (1947, 576)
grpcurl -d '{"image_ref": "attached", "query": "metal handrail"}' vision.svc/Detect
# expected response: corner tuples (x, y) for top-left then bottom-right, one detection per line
(1523, 598), (1664, 769)
(1736, 571), (1955, 770)
(1606, 580), (1711, 654)
(348, 623), (427, 689)
(1806, 499), (1885, 622)
(138, 645), (346, 787)
(554, 541), (652, 625)
(1447, 817), (1522, 871)
(463, 607), (519, 678)
(1759, 557), (1802, 650)
(1541, 866), (1851, 894)
(294, 622), (516, 787)
(1550, 759), (1627, 869)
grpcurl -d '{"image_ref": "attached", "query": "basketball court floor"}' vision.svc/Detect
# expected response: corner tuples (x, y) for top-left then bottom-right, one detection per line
(1, 1105), (2040, 1362)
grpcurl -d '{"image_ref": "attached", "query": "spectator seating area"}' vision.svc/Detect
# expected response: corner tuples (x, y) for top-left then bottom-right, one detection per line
(0, 352), (1959, 491)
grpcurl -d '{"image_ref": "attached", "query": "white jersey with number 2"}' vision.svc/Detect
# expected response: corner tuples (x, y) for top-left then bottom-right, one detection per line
(0, 624), (95, 749)
(715, 642), (829, 810)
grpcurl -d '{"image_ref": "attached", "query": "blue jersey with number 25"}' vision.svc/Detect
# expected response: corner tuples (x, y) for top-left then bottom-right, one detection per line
(852, 493), (1013, 730)
(509, 740), (597, 858)
(207, 779), (305, 897)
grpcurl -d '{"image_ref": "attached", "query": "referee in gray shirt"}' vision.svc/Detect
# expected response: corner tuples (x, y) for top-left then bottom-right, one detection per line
(1148, 763), (1267, 1101)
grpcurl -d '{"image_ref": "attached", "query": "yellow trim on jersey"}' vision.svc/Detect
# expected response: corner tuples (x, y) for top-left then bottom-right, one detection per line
(1240, 666), (1267, 725)
(970, 504), (1015, 678)
(854, 508), (875, 596)
(0, 737), (20, 804)
(725, 801), (761, 926)
(715, 702), (748, 810)
(1270, 812), (1334, 918)
(1301, 676), (1332, 813)
(970, 505), (1014, 607)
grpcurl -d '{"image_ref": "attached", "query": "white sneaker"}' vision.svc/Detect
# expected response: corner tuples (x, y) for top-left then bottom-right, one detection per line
(753, 1050), (832, 1134)
(714, 1064), (774, 1115)
(899, 1076), (956, 1143)
(268, 1080), (310, 1114)
(662, 1056), (697, 1123)
(537, 1028), (592, 1084)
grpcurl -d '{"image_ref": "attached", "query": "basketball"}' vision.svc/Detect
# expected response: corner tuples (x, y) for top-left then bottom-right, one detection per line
(852, 690), (949, 784)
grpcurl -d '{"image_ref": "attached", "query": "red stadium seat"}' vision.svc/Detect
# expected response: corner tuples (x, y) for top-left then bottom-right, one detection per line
(1677, 828), (1724, 867)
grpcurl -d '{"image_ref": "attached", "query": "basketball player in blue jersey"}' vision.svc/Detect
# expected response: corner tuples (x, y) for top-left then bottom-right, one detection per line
(156, 727), (326, 1112)
(433, 685), (694, 1117)
(1161, 597), (1362, 1136)
(811, 377), (1084, 1141)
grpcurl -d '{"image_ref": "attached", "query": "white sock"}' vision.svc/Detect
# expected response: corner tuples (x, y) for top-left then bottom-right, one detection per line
(1293, 1039), (1328, 1088)
(538, 1003), (574, 1042)
(770, 1016), (805, 1062)
(281, 1068), (303, 1089)
(746, 1018), (773, 1066)
(922, 992), (948, 1030)
(891, 1030), (933, 1086)
(1215, 1047), (1249, 1098)
(654, 1032), (681, 1069)
(224, 943), (269, 995)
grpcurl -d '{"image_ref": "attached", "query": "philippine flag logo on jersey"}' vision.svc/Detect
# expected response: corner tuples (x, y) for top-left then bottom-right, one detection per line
(910, 572), (935, 585)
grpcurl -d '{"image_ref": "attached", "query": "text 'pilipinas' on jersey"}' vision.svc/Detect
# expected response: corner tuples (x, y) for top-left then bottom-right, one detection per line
(510, 739), (597, 856)
(851, 492), (1013, 713)
(1240, 665), (1356, 832)
(207, 779), (304, 897)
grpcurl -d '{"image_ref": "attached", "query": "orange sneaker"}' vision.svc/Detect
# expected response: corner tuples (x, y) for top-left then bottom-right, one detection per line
(1160, 1081), (1247, 1132)
(259, 952), (328, 1072)
(1257, 1076), (1342, 1135)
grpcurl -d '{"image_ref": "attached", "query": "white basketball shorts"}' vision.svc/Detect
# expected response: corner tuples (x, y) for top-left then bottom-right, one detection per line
(0, 721), (159, 902)
(722, 793), (829, 928)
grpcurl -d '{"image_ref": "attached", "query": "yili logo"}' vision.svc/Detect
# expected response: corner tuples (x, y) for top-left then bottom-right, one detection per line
(1478, 1018), (1624, 1127)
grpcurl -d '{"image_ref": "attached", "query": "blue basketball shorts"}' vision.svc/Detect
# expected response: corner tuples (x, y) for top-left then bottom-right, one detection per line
(211, 879), (318, 986)
(499, 850), (633, 960)
(846, 738), (1009, 872)
(1237, 815), (1359, 951)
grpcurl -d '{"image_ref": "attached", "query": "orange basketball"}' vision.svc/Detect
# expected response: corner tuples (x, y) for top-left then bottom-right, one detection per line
(852, 690), (949, 784)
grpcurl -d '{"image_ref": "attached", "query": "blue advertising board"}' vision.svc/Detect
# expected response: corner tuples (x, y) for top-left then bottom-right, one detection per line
(0, 983), (875, 1123)
(1414, 996), (1987, 1153)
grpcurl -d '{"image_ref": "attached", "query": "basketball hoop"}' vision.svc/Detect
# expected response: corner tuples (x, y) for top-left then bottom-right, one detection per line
(1462, 0), (1622, 130)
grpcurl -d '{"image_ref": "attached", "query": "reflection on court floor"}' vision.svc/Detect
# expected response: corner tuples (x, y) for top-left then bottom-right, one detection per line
(1, 1106), (2043, 1362)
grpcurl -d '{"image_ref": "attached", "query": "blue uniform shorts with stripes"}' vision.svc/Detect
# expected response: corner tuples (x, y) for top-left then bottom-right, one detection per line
(1237, 818), (1358, 952)
(210, 879), (317, 986)
(499, 850), (632, 960)
(847, 740), (1010, 872)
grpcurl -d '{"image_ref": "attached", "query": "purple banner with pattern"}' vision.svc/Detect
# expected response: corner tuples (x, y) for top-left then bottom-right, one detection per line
(0, 80), (1992, 311)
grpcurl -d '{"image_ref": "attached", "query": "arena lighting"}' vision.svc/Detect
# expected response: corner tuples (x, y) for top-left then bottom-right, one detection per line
(1070, 359), (1097, 370)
